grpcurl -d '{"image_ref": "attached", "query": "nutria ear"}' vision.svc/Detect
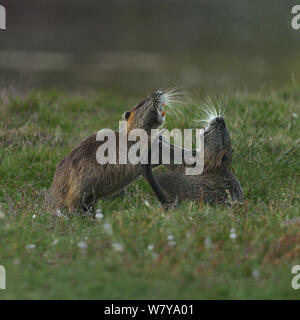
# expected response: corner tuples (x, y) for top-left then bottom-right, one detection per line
(124, 111), (131, 120)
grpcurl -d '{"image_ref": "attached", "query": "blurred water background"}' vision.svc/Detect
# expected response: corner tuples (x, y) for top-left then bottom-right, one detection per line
(0, 0), (299, 96)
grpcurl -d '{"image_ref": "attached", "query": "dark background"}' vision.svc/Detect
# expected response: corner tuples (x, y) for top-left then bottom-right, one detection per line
(0, 0), (299, 96)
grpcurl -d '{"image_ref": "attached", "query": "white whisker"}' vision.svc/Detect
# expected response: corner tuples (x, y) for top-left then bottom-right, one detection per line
(193, 94), (227, 127)
(158, 85), (189, 117)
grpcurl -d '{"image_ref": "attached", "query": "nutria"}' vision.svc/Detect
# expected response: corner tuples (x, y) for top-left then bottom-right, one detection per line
(145, 114), (243, 205)
(49, 90), (172, 214)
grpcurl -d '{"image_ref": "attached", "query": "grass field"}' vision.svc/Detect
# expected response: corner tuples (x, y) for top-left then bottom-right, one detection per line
(0, 85), (299, 299)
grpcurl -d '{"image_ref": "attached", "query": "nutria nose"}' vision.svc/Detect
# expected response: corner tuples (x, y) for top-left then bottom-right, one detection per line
(214, 116), (226, 130)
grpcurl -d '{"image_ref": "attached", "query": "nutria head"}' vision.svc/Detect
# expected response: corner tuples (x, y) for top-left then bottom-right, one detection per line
(203, 115), (233, 173)
(123, 90), (167, 134)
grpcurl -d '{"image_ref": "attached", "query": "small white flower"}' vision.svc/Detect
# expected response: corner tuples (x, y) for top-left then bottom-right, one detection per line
(167, 234), (176, 246)
(230, 232), (237, 239)
(112, 243), (124, 252)
(78, 241), (88, 249)
(95, 213), (104, 219)
(56, 209), (63, 217)
(189, 216), (193, 221)
(147, 244), (154, 250)
(32, 214), (37, 219)
(144, 200), (150, 207)
(252, 270), (260, 278)
(0, 211), (5, 219)
(96, 208), (102, 214)
(292, 112), (298, 119)
(52, 239), (59, 245)
(229, 227), (237, 239)
(26, 244), (36, 250)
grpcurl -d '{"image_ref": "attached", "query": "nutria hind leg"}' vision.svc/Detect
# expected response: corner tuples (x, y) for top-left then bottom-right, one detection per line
(65, 192), (96, 217)
(66, 192), (86, 216)
(67, 199), (95, 217)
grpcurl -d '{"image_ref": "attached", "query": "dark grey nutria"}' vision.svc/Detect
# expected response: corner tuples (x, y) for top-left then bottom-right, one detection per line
(49, 90), (168, 214)
(146, 115), (243, 205)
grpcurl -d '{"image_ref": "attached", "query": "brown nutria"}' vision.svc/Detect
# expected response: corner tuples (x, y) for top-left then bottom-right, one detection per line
(49, 90), (171, 214)
(145, 114), (243, 205)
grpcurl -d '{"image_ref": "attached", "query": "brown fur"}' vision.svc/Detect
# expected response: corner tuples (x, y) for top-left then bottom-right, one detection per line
(48, 91), (166, 214)
(155, 116), (243, 205)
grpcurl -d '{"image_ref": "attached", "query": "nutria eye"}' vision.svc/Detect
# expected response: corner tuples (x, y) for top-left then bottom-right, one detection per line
(124, 111), (131, 120)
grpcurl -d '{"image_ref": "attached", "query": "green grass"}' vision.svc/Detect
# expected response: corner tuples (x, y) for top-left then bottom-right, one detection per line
(0, 86), (299, 299)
